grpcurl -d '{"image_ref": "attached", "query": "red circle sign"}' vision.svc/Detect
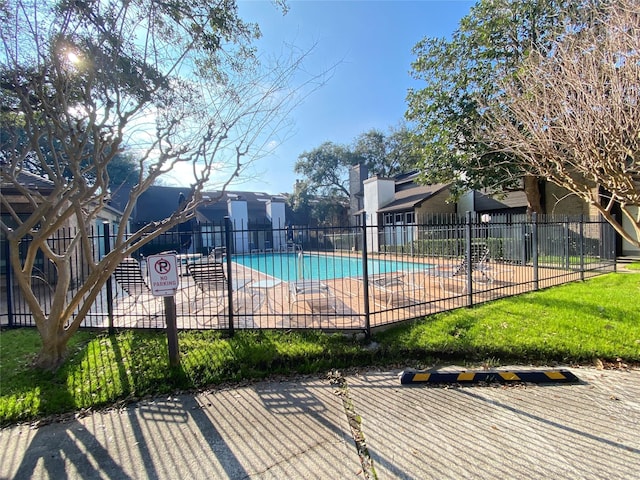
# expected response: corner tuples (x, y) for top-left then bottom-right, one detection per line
(154, 258), (172, 275)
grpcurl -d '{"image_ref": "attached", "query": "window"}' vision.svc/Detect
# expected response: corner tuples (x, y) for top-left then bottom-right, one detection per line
(406, 212), (415, 224)
(201, 225), (223, 249)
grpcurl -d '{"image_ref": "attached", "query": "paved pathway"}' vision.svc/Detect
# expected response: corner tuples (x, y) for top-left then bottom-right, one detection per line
(1, 366), (639, 479)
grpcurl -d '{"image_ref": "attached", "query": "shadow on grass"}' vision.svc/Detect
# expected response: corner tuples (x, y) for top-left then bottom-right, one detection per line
(0, 331), (95, 424)
(53, 331), (191, 419)
(115, 330), (191, 398)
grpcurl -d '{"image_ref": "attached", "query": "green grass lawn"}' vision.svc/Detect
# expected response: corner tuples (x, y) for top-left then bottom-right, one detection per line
(1, 273), (639, 425)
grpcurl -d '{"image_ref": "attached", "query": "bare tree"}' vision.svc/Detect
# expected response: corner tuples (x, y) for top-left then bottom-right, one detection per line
(484, 0), (640, 246)
(0, 0), (322, 370)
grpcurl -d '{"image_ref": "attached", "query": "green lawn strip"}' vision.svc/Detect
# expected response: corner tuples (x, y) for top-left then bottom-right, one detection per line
(0, 330), (98, 424)
(0, 329), (367, 425)
(1, 273), (639, 425)
(377, 274), (640, 362)
(623, 262), (640, 271)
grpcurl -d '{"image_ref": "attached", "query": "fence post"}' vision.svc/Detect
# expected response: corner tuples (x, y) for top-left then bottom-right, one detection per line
(579, 215), (585, 281)
(564, 216), (570, 270)
(532, 213), (539, 291)
(361, 213), (371, 338)
(4, 238), (14, 327)
(466, 211), (473, 307)
(224, 216), (235, 336)
(611, 214), (618, 273)
(102, 222), (114, 334)
(521, 222), (527, 266)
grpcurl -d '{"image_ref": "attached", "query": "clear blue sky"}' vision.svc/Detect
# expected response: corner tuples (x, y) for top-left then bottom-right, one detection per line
(168, 0), (475, 194)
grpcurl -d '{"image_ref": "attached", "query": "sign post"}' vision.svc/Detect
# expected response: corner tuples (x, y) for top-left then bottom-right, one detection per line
(147, 253), (180, 367)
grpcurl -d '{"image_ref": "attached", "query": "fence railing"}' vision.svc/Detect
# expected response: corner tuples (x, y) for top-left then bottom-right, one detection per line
(1, 213), (617, 335)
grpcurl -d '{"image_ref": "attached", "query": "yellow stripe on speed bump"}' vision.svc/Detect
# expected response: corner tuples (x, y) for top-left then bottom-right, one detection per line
(399, 369), (579, 385)
(457, 372), (476, 382)
(499, 372), (521, 381)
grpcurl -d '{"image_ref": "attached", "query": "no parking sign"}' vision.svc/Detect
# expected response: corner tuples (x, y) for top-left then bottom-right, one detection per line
(146, 253), (180, 367)
(147, 253), (179, 296)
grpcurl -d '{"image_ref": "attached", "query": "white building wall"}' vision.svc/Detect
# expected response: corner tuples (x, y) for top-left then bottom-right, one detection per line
(457, 191), (475, 215)
(267, 200), (286, 251)
(227, 198), (249, 253)
(622, 206), (640, 256)
(363, 177), (395, 252)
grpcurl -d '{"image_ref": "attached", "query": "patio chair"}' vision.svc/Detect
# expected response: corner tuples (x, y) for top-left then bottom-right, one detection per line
(369, 272), (412, 307)
(433, 243), (493, 292)
(113, 257), (159, 314)
(289, 280), (337, 315)
(187, 261), (249, 314)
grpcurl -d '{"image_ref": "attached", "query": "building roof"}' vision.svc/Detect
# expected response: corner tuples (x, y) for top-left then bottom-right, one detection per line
(1, 169), (126, 217)
(134, 185), (194, 223)
(197, 191), (284, 225)
(0, 169), (55, 191)
(377, 183), (450, 213)
(134, 186), (286, 225)
(474, 190), (528, 212)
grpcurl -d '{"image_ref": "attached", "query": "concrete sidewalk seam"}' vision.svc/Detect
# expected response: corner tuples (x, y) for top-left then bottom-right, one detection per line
(328, 370), (376, 480)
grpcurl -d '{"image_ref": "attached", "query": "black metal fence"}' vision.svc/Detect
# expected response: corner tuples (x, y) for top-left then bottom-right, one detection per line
(1, 213), (617, 335)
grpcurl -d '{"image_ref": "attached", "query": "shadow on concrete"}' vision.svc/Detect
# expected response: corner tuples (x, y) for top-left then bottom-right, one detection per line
(345, 369), (640, 479)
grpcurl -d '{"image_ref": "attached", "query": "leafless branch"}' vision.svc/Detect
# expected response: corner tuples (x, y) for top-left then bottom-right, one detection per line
(484, 0), (640, 247)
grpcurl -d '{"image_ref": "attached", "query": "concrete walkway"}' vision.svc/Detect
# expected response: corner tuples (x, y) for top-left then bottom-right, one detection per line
(1, 366), (639, 479)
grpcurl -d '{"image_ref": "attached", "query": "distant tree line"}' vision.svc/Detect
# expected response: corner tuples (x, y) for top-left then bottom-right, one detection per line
(289, 125), (419, 225)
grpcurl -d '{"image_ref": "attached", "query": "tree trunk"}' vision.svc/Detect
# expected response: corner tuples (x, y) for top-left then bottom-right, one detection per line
(34, 332), (69, 372)
(524, 175), (543, 214)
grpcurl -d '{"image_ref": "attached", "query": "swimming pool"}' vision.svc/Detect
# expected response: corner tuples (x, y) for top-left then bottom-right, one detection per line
(233, 252), (433, 282)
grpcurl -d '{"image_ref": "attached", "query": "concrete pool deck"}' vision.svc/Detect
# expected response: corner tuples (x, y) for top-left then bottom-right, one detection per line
(83, 257), (606, 331)
(1, 252), (615, 330)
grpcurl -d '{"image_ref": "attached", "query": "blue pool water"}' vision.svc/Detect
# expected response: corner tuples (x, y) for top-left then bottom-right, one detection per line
(233, 252), (433, 282)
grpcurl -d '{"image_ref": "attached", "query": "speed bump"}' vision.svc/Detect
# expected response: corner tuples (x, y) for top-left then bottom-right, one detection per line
(399, 369), (580, 385)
